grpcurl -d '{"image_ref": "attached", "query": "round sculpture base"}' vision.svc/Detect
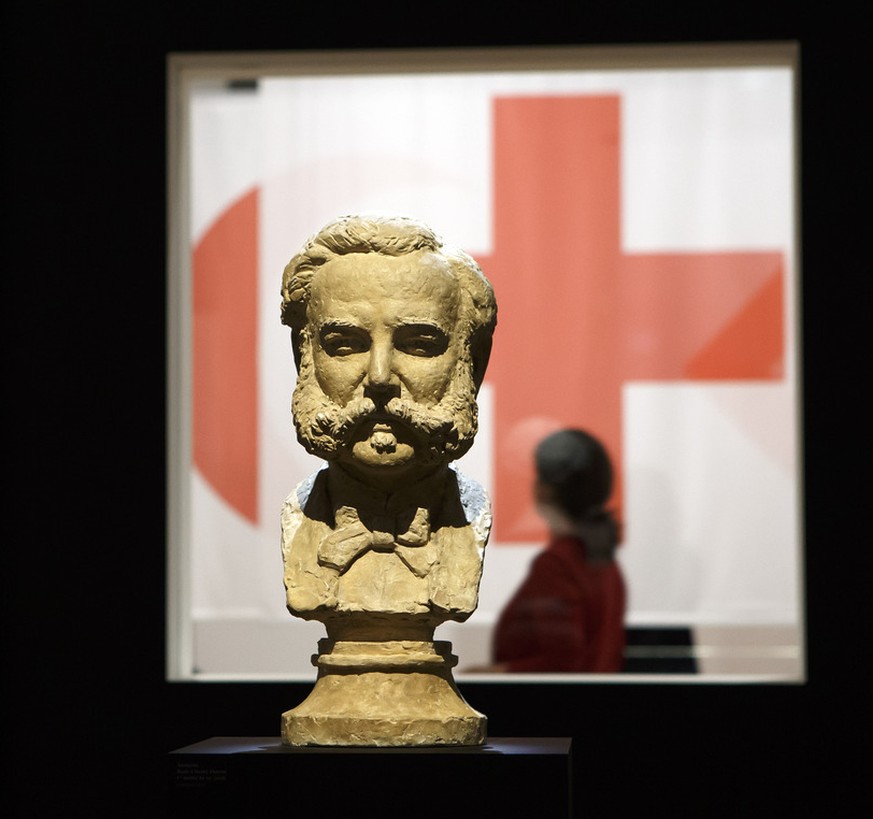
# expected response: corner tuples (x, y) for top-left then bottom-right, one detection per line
(281, 639), (486, 747)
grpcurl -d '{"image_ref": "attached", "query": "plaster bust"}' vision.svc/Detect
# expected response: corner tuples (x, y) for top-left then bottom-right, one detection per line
(279, 214), (497, 643)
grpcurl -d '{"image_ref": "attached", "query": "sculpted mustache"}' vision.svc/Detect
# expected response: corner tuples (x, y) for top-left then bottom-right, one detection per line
(313, 396), (456, 440)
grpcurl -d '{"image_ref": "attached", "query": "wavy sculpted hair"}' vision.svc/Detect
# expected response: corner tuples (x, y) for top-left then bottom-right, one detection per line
(280, 214), (497, 392)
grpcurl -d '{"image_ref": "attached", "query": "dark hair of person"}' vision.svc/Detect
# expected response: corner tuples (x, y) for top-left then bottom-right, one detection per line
(535, 428), (620, 558)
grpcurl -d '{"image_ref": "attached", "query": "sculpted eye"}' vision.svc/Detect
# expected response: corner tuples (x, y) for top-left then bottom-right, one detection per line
(394, 324), (449, 357)
(320, 326), (370, 356)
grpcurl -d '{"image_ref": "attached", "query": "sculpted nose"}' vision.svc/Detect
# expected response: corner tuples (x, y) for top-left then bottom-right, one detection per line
(363, 344), (400, 397)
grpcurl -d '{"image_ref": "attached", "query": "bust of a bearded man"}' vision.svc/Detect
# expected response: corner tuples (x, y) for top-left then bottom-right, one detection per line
(278, 215), (497, 746)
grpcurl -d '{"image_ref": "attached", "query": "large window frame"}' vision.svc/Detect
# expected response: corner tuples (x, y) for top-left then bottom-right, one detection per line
(166, 42), (803, 683)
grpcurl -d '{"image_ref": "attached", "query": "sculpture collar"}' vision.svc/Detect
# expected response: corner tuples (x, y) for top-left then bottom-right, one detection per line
(325, 463), (451, 520)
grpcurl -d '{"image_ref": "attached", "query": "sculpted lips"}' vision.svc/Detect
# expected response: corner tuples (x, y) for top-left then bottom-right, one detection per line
(361, 417), (403, 453)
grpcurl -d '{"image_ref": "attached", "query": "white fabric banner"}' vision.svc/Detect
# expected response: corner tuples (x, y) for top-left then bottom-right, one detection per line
(182, 61), (799, 675)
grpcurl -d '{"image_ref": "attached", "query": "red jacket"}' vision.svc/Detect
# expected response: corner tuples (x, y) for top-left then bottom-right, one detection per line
(493, 535), (626, 673)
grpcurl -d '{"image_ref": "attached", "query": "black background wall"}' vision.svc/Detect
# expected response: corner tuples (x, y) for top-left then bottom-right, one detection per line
(4, 2), (865, 815)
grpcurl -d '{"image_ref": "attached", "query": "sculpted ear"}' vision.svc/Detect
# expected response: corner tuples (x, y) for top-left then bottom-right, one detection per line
(469, 328), (493, 394)
(291, 328), (304, 372)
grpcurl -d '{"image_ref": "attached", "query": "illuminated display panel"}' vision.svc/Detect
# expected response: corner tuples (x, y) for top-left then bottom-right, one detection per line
(166, 44), (801, 681)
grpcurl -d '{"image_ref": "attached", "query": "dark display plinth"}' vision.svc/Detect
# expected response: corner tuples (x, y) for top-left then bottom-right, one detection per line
(169, 736), (572, 817)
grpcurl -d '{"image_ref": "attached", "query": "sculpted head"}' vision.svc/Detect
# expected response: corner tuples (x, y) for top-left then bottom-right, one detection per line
(281, 215), (497, 486)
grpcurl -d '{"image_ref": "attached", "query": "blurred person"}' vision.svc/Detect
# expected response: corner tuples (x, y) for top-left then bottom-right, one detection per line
(474, 428), (626, 673)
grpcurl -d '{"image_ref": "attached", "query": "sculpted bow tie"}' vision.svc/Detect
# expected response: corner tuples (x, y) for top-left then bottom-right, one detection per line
(317, 505), (435, 577)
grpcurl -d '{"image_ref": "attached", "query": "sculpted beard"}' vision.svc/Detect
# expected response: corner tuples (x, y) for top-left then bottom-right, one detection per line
(292, 334), (479, 467)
